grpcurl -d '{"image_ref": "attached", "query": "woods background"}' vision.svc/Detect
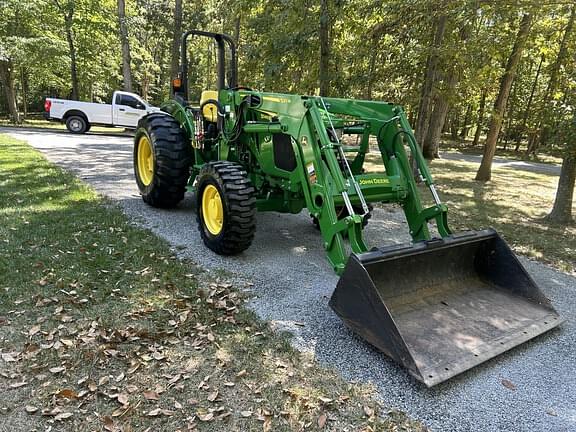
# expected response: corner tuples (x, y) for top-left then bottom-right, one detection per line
(1, 0), (575, 221)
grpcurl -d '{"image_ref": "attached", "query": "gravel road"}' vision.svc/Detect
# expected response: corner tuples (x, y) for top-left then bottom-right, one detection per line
(3, 127), (575, 432)
(440, 151), (561, 176)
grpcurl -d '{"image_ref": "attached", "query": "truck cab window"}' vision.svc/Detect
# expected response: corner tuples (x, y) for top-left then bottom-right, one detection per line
(119, 95), (144, 110)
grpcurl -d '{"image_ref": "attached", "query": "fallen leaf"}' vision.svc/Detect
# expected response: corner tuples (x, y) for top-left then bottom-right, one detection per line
(49, 366), (65, 374)
(54, 412), (73, 421)
(174, 401), (183, 409)
(10, 381), (27, 388)
(318, 412), (327, 428)
(236, 370), (247, 378)
(197, 412), (214, 422)
(42, 407), (62, 416)
(147, 408), (162, 417)
(152, 352), (165, 361)
(207, 391), (219, 402)
(117, 393), (129, 406)
(143, 390), (159, 400)
(127, 363), (140, 374)
(168, 374), (181, 385)
(111, 407), (125, 417)
(25, 406), (38, 413)
(263, 416), (272, 432)
(501, 379), (516, 391)
(102, 416), (116, 431)
(1, 353), (17, 362)
(55, 389), (78, 399)
(318, 396), (333, 404)
(240, 410), (252, 417)
(60, 339), (74, 347)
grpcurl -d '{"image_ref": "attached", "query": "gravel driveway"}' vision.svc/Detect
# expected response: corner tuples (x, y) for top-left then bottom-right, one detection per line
(3, 128), (575, 432)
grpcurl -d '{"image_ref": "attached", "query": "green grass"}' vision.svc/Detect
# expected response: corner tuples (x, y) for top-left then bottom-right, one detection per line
(362, 150), (573, 273)
(0, 134), (424, 431)
(428, 158), (575, 273)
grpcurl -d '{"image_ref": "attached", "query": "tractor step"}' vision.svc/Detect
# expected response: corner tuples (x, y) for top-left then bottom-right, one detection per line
(330, 229), (562, 387)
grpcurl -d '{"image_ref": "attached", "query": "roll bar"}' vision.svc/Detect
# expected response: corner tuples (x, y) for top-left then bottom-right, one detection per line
(178, 30), (238, 99)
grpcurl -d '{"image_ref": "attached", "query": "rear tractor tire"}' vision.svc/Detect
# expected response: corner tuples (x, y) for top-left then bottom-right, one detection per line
(196, 162), (256, 255)
(133, 113), (192, 208)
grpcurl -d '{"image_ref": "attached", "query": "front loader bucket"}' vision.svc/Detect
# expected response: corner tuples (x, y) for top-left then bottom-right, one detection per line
(330, 229), (562, 387)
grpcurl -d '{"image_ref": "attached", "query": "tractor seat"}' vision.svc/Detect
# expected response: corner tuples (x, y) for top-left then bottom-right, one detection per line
(200, 90), (219, 123)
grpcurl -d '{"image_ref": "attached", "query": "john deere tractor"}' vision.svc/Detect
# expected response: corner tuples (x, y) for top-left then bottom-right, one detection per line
(133, 30), (561, 386)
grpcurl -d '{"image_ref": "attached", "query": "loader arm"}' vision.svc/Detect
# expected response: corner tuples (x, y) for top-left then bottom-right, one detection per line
(239, 92), (450, 273)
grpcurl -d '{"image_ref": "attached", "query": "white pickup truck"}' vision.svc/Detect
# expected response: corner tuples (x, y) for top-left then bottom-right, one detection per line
(44, 91), (160, 134)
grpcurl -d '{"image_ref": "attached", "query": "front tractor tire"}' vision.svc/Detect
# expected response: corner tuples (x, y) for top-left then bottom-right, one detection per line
(196, 162), (256, 255)
(133, 113), (191, 208)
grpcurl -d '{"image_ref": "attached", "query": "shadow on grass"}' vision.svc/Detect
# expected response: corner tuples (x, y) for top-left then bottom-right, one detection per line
(429, 159), (575, 271)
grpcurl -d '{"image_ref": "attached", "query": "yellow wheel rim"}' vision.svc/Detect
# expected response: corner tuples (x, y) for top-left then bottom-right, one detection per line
(202, 184), (223, 235)
(137, 135), (154, 186)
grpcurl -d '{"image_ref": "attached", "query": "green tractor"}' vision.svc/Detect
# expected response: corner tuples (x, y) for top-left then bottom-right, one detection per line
(133, 30), (561, 386)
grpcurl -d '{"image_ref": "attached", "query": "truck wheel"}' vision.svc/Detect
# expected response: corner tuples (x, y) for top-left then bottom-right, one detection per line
(66, 115), (89, 134)
(133, 113), (191, 208)
(196, 162), (256, 255)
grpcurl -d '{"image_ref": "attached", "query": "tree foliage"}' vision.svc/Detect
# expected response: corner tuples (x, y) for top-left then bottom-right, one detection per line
(0, 0), (574, 217)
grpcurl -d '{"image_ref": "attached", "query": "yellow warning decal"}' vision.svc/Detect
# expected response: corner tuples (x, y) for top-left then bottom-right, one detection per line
(263, 96), (290, 104)
(359, 178), (389, 185)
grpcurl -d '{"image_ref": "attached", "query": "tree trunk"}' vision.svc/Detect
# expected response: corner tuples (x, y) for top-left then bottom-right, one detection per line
(0, 60), (20, 123)
(422, 21), (469, 159)
(450, 115), (459, 140)
(460, 104), (472, 138)
(423, 72), (458, 159)
(515, 54), (544, 152)
(54, 1), (79, 100)
(476, 13), (532, 181)
(20, 67), (28, 119)
(65, 12), (79, 99)
(118, 0), (133, 92)
(472, 88), (487, 147)
(503, 115), (513, 150)
(170, 0), (183, 81)
(531, 5), (575, 154)
(233, 15), (240, 47)
(319, 0), (330, 96)
(415, 14), (448, 146)
(546, 154), (575, 224)
(141, 70), (149, 100)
